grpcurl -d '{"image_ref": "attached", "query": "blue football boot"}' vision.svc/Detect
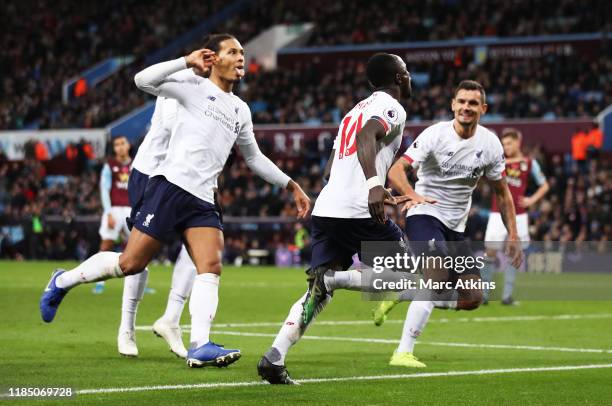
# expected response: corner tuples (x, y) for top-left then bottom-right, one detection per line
(186, 341), (241, 368)
(40, 270), (68, 323)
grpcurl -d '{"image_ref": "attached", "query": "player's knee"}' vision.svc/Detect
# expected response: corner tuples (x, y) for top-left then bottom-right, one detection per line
(197, 259), (222, 275)
(119, 253), (147, 276)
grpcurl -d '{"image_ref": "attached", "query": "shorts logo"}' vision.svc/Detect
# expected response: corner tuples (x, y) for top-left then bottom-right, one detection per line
(143, 214), (154, 227)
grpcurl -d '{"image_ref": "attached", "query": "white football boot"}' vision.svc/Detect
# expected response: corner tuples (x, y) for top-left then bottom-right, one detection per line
(117, 329), (138, 358)
(153, 318), (188, 359)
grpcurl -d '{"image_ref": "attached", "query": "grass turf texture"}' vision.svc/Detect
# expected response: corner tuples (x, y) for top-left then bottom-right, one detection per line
(1, 260), (611, 405)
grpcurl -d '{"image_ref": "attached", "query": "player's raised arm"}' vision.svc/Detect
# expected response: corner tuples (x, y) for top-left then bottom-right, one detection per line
(134, 49), (215, 100)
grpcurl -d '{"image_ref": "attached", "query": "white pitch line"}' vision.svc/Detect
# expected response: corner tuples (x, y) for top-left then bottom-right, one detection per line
(208, 330), (612, 354)
(76, 363), (612, 395)
(135, 313), (612, 331)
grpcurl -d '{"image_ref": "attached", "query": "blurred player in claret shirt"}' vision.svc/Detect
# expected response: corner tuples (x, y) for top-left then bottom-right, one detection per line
(481, 128), (549, 305)
(93, 135), (132, 295)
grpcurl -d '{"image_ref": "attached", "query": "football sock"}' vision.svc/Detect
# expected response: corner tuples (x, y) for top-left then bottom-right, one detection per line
(269, 290), (331, 366)
(119, 269), (149, 333)
(503, 265), (518, 300)
(189, 273), (219, 348)
(397, 300), (434, 353)
(56, 252), (124, 290)
(432, 299), (457, 309)
(480, 256), (496, 301)
(161, 245), (196, 326)
(324, 269), (362, 291)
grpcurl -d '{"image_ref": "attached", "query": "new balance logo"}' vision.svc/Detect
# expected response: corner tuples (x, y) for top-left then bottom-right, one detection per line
(143, 214), (154, 227)
(207, 96), (216, 102)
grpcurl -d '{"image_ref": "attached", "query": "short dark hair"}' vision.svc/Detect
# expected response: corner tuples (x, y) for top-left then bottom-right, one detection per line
(366, 53), (401, 88)
(112, 135), (128, 144)
(500, 127), (522, 141)
(454, 80), (486, 104)
(203, 33), (237, 53)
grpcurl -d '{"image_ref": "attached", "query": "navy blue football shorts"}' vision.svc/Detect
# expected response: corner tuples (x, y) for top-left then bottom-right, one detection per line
(404, 214), (479, 277)
(133, 176), (222, 243)
(310, 215), (404, 270)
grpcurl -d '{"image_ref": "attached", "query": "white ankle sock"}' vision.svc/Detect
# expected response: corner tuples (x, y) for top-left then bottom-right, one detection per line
(189, 273), (219, 348)
(119, 269), (149, 333)
(56, 252), (124, 290)
(162, 245), (196, 326)
(397, 300), (434, 353)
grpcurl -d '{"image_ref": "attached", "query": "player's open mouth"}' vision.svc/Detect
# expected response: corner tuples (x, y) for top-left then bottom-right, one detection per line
(235, 66), (245, 76)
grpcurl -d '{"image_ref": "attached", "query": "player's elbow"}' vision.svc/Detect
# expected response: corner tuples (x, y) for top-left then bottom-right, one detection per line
(134, 71), (156, 94)
(134, 71), (146, 89)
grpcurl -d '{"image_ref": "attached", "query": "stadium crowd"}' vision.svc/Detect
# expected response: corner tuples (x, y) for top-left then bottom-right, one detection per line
(1, 136), (609, 261)
(1, 0), (608, 130)
(243, 52), (611, 124)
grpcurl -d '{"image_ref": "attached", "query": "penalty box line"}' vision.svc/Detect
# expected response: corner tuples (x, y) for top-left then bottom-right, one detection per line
(77, 363), (612, 395)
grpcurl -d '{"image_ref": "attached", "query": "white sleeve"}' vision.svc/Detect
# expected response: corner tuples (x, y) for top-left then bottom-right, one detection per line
(238, 143), (291, 188)
(369, 100), (406, 136)
(134, 57), (191, 103)
(99, 163), (112, 212)
(236, 105), (256, 146)
(402, 125), (435, 170)
(485, 137), (506, 181)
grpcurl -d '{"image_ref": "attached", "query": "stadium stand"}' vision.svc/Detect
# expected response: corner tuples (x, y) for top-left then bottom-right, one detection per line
(1, 0), (608, 129)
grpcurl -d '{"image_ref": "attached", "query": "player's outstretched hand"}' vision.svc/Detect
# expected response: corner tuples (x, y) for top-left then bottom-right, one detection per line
(369, 186), (391, 223)
(505, 237), (524, 268)
(287, 180), (311, 219)
(185, 48), (216, 74)
(399, 193), (437, 213)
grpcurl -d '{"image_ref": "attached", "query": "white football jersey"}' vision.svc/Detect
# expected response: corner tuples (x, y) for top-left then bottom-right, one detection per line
(403, 120), (505, 232)
(132, 69), (204, 175)
(313, 91), (407, 219)
(151, 77), (255, 204)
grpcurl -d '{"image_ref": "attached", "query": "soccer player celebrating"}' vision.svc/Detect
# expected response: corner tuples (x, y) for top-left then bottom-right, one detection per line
(113, 62), (209, 359)
(257, 53), (413, 384)
(40, 34), (311, 368)
(373, 80), (523, 368)
(481, 128), (549, 305)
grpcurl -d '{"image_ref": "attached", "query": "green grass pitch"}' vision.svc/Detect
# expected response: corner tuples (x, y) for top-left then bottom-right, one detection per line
(1, 261), (611, 404)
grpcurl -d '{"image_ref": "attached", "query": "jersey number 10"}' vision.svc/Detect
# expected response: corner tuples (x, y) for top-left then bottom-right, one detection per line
(338, 113), (363, 159)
